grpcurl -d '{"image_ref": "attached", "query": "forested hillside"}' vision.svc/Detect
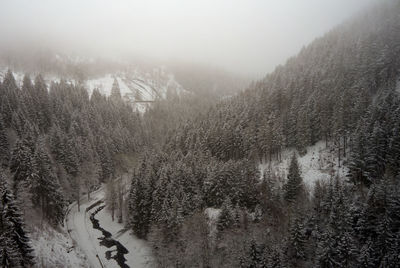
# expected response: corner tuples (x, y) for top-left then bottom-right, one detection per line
(167, 62), (250, 98)
(0, 71), (147, 265)
(0, 54), (245, 267)
(168, 2), (400, 162)
(126, 2), (400, 267)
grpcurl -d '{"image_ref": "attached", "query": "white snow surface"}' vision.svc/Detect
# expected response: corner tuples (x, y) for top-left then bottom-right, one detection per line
(204, 208), (221, 243)
(259, 141), (348, 192)
(85, 68), (186, 113)
(31, 224), (90, 268)
(96, 205), (152, 268)
(205, 207), (221, 222)
(65, 188), (152, 268)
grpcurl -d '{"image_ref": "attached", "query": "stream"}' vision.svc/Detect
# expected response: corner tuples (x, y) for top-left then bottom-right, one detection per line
(89, 205), (130, 268)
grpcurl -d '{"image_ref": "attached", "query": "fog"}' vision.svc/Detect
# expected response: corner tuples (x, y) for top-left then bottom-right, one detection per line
(0, 0), (379, 77)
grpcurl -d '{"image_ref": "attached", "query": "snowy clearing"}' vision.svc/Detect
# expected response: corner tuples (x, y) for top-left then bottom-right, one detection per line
(85, 68), (186, 113)
(31, 223), (90, 268)
(259, 141), (348, 191)
(205, 208), (221, 240)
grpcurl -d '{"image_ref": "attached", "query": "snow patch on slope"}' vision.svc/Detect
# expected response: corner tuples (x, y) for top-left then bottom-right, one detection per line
(31, 224), (90, 268)
(85, 68), (186, 99)
(205, 208), (221, 243)
(85, 74), (117, 96)
(85, 68), (186, 113)
(205, 207), (221, 222)
(259, 141), (348, 191)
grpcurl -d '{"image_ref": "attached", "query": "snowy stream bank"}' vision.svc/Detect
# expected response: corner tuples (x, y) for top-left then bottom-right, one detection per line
(65, 187), (152, 268)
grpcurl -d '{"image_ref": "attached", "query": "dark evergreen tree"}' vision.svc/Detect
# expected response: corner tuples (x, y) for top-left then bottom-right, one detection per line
(96, 138), (113, 182)
(9, 138), (35, 195)
(33, 74), (51, 132)
(386, 118), (400, 177)
(316, 229), (340, 268)
(266, 247), (283, 268)
(110, 78), (122, 102)
(0, 120), (9, 167)
(128, 172), (150, 239)
(0, 174), (35, 267)
(217, 197), (234, 232)
(1, 70), (19, 127)
(283, 153), (304, 203)
(0, 219), (22, 268)
(33, 141), (66, 226)
(287, 217), (306, 262)
(240, 240), (264, 268)
(347, 126), (369, 187)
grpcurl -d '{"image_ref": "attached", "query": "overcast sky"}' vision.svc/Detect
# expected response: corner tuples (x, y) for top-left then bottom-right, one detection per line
(0, 0), (379, 77)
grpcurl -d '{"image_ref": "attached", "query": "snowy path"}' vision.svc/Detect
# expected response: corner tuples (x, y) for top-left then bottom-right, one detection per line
(65, 188), (152, 268)
(65, 190), (108, 268)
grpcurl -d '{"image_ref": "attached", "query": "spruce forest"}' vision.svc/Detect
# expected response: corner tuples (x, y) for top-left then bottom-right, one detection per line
(0, 1), (400, 267)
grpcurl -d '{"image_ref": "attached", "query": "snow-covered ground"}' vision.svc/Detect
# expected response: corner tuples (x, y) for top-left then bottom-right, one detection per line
(259, 141), (348, 192)
(85, 68), (186, 113)
(65, 188), (152, 268)
(95, 205), (152, 267)
(204, 208), (221, 242)
(31, 223), (90, 268)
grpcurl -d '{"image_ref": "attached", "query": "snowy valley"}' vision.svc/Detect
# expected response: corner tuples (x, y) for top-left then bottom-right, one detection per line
(1, 1), (400, 268)
(65, 187), (152, 268)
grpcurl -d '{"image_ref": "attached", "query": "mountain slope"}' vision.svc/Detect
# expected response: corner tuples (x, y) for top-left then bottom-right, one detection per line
(125, 2), (400, 267)
(85, 68), (186, 113)
(167, 1), (400, 162)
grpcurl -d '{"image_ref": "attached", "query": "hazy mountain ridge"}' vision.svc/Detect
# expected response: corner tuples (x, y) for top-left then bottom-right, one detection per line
(0, 51), (247, 97)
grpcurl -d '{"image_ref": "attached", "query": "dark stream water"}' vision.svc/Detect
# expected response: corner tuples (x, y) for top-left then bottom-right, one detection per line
(89, 204), (130, 268)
